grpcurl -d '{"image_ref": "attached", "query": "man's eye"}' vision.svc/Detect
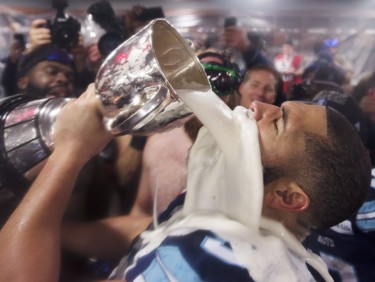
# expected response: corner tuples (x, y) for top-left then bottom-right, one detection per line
(44, 67), (58, 75)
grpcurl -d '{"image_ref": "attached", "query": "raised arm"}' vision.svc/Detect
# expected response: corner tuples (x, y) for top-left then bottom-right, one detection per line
(0, 84), (112, 282)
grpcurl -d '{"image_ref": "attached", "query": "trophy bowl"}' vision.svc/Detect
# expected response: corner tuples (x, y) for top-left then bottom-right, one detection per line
(95, 18), (210, 136)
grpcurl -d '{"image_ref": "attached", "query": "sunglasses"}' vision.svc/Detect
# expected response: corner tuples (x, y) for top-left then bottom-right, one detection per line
(202, 63), (239, 97)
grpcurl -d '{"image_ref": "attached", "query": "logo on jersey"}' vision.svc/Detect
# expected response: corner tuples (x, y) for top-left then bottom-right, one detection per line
(331, 220), (353, 235)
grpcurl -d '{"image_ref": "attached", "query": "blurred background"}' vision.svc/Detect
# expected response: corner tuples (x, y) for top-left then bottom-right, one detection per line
(1, 0), (375, 83)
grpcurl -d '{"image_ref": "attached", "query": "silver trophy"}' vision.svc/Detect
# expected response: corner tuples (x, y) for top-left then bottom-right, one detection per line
(0, 19), (209, 206)
(95, 18), (209, 135)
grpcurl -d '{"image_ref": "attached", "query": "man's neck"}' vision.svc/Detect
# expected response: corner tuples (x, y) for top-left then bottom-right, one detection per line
(262, 214), (311, 242)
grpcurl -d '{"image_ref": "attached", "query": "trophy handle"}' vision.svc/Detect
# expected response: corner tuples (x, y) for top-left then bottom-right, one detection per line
(104, 85), (169, 135)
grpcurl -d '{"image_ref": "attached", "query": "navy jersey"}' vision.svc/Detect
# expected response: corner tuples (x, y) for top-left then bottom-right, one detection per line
(110, 194), (254, 281)
(303, 168), (375, 282)
(124, 229), (254, 282)
(111, 193), (326, 281)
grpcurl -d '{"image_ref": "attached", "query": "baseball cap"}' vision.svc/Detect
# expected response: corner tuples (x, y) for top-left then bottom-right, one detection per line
(17, 44), (74, 78)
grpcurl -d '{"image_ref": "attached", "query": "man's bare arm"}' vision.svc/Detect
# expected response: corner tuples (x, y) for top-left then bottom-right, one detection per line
(62, 215), (151, 261)
(0, 84), (112, 282)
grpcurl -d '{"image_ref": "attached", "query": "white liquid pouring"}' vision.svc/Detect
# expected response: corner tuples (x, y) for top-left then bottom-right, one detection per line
(180, 89), (264, 230)
(126, 89), (333, 282)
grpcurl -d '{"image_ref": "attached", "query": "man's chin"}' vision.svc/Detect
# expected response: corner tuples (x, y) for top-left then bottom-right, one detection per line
(46, 90), (68, 98)
(24, 84), (68, 99)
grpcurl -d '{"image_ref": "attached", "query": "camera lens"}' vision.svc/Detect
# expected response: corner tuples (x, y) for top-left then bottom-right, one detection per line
(53, 25), (79, 51)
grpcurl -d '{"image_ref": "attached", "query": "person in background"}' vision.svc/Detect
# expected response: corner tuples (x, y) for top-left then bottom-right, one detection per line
(197, 48), (241, 110)
(322, 38), (353, 86)
(220, 24), (272, 72)
(16, 44), (75, 99)
(273, 38), (304, 94)
(238, 64), (285, 108)
(26, 18), (98, 93)
(352, 69), (375, 167)
(289, 55), (347, 102)
(302, 39), (350, 94)
(219, 25), (285, 102)
(1, 33), (25, 96)
(122, 5), (165, 36)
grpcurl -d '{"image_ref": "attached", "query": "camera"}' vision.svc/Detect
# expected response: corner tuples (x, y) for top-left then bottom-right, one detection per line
(136, 7), (164, 22)
(87, 0), (128, 58)
(45, 0), (81, 51)
(86, 1), (165, 57)
(224, 17), (237, 28)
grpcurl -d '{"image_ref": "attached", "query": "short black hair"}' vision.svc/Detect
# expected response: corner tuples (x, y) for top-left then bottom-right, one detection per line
(303, 107), (371, 229)
(264, 106), (371, 230)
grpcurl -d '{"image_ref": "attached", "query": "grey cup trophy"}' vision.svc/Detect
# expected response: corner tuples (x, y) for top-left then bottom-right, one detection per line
(0, 19), (210, 215)
(95, 18), (210, 135)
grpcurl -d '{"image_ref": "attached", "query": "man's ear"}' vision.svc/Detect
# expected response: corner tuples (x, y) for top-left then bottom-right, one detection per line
(17, 76), (28, 91)
(264, 177), (310, 212)
(238, 83), (245, 97)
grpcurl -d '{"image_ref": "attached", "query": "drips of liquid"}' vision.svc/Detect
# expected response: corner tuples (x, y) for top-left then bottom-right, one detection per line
(178, 89), (264, 230)
(128, 89), (333, 281)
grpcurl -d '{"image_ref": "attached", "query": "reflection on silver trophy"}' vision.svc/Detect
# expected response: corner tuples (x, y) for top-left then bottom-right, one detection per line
(0, 19), (209, 198)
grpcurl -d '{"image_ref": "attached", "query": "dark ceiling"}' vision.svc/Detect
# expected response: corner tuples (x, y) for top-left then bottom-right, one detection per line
(1, 1), (375, 79)
(2, 1), (375, 34)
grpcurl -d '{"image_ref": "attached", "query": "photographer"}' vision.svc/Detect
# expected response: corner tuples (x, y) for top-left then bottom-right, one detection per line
(26, 18), (97, 93)
(1, 33), (25, 96)
(85, 1), (164, 58)
(220, 24), (271, 73)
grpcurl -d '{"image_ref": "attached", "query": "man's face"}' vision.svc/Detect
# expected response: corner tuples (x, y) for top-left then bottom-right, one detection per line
(22, 61), (74, 98)
(239, 70), (277, 108)
(250, 101), (327, 167)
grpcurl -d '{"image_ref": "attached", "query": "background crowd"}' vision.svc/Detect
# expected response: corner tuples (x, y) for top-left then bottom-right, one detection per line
(0, 1), (374, 281)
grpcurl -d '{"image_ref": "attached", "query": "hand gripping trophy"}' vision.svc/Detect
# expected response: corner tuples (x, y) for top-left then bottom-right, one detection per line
(0, 19), (210, 202)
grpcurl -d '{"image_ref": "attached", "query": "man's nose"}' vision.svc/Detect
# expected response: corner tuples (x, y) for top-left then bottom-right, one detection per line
(250, 101), (280, 121)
